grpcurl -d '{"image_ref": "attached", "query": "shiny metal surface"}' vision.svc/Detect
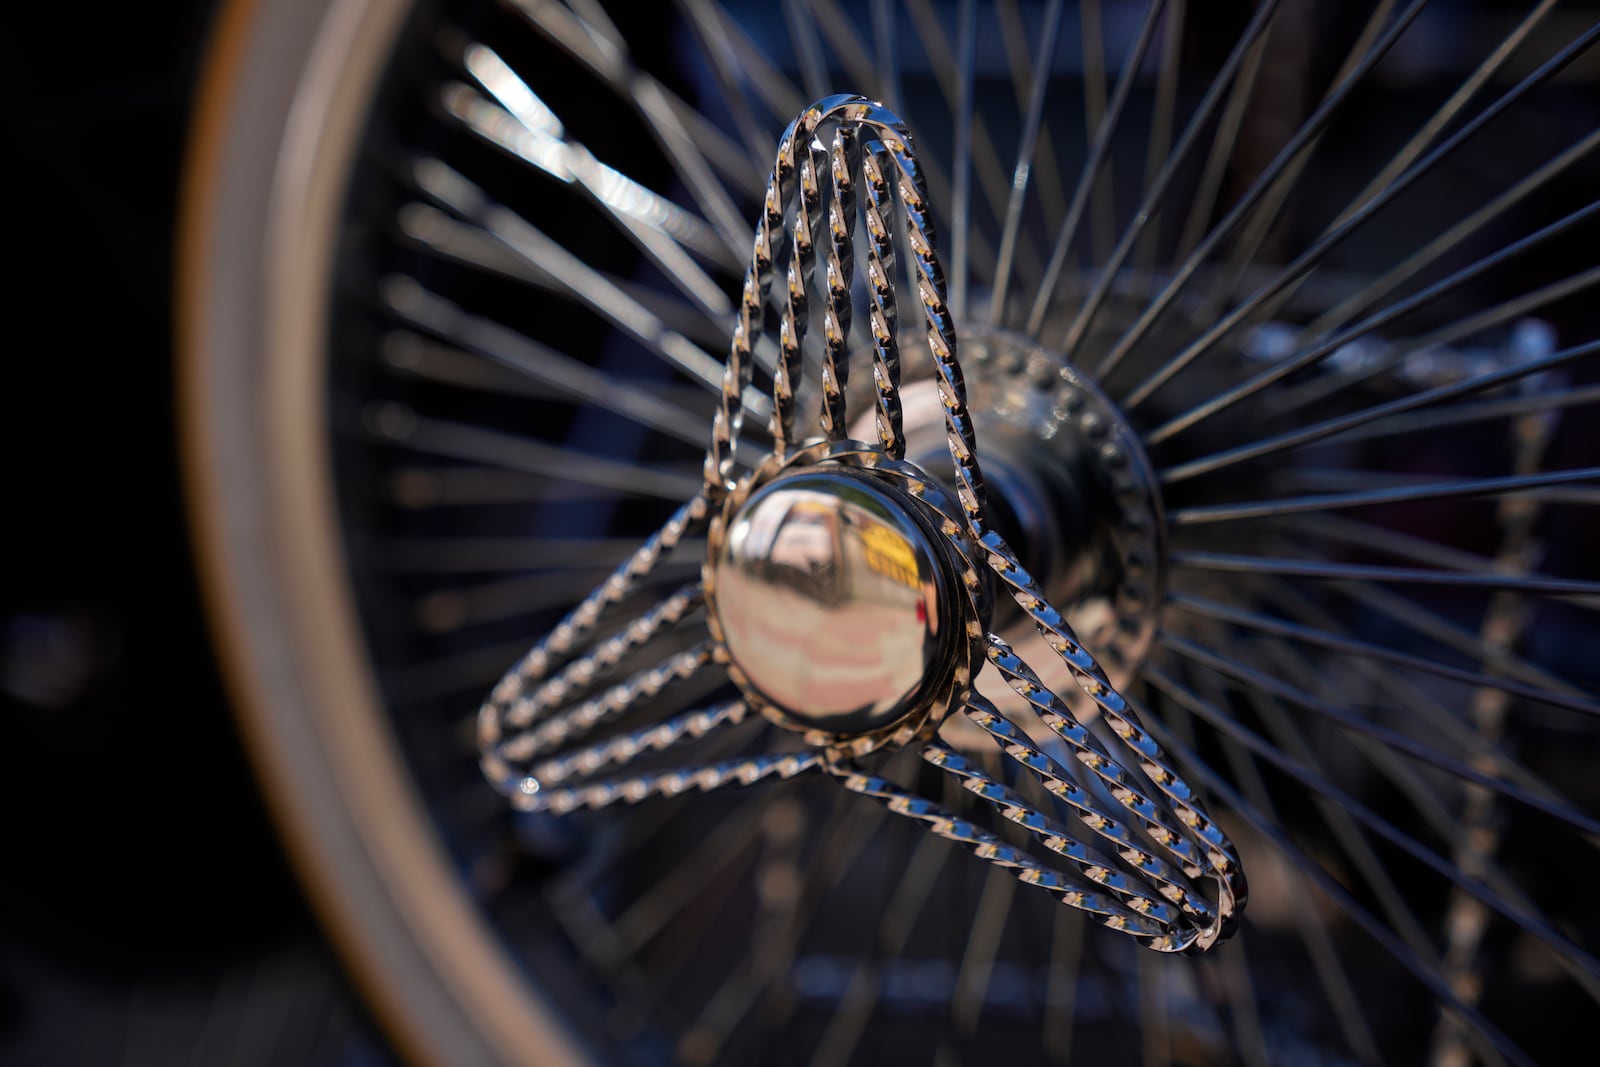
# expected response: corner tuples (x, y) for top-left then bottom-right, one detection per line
(476, 94), (1244, 954)
(708, 469), (951, 736)
(886, 324), (1165, 696)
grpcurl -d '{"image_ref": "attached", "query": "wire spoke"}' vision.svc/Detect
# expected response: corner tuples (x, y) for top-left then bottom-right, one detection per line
(1134, 0), (1187, 275)
(1188, 0), (1399, 320)
(379, 316), (709, 448)
(1184, 659), (1445, 1030)
(1233, 571), (1593, 826)
(403, 162), (778, 417)
(901, 0), (1041, 284)
(996, 0), (1069, 235)
(1077, 0), (1114, 264)
(507, 0), (758, 255)
(1172, 554), (1600, 606)
(1024, 0), (1169, 333)
(413, 570), (686, 634)
(1138, 706), (1534, 1067)
(949, 864), (1019, 1038)
(378, 536), (705, 576)
(678, 784), (890, 1064)
(1147, 198), (1600, 447)
(1161, 324), (1600, 487)
(1049, 0), (1287, 355)
(1167, 590), (1600, 715)
(442, 72), (738, 276)
(1160, 632), (1600, 837)
(1311, 383), (1600, 447)
(1121, 22), (1600, 410)
(1170, 16), (1273, 264)
(1213, 0), (1565, 343)
(1092, 0), (1429, 382)
(1289, 511), (1600, 598)
(1170, 467), (1600, 525)
(1175, 679), (1382, 1064)
(1144, 662), (1599, 1035)
(1156, 660), (1600, 998)
(368, 411), (701, 500)
(949, 0), (977, 323)
(807, 829), (955, 1067)
(988, 0), (1066, 325)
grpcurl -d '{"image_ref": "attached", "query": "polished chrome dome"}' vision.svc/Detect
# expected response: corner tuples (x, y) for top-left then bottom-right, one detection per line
(708, 468), (952, 738)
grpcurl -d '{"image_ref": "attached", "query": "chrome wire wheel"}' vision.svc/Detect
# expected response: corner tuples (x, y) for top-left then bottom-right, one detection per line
(183, 1), (1600, 1065)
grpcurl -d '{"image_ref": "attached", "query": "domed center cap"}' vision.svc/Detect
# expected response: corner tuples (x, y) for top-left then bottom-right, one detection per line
(707, 468), (954, 739)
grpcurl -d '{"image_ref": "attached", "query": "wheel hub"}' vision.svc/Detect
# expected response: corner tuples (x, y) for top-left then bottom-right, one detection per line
(871, 324), (1166, 693)
(706, 468), (954, 736)
(704, 442), (989, 753)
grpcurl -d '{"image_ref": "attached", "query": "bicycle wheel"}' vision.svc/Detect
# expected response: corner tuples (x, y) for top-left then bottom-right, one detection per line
(181, 1), (1600, 1064)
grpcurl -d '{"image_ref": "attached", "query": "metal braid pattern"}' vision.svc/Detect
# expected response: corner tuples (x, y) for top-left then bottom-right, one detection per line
(476, 94), (1244, 954)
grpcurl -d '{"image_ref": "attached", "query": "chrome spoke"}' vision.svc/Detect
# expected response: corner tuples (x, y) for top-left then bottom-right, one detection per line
(443, 69), (738, 272)
(1309, 156), (1599, 353)
(1025, 0), (1169, 334)
(949, 0), (977, 324)
(988, 0), (1066, 324)
(1135, 714), (1537, 1067)
(1172, 556), (1600, 608)
(1093, 0), (1429, 383)
(1076, 0), (1114, 264)
(870, 0), (901, 111)
(807, 830), (955, 1067)
(1151, 652), (1600, 986)
(1202, 0), (1560, 330)
(368, 409), (701, 500)
(506, 0), (757, 254)
(677, 0), (778, 169)
(1051, 0), (1287, 357)
(1169, 591), (1600, 716)
(1335, 576), (1591, 706)
(1170, 467), (1600, 526)
(1234, 571), (1592, 818)
(379, 536), (706, 574)
(996, 0), (1069, 235)
(781, 0), (829, 102)
(1187, 683), (1383, 1064)
(1148, 199), (1600, 448)
(1170, 18), (1273, 264)
(403, 163), (778, 417)
(1122, 22), (1600, 410)
(1160, 632), (1600, 835)
(1309, 383), (1600, 447)
(1161, 328), (1600, 486)
(1133, 0), (1187, 275)
(379, 317), (709, 449)
(900, 0), (1021, 277)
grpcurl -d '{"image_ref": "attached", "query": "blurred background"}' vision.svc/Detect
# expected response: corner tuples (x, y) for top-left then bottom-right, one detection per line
(1, 4), (393, 1064)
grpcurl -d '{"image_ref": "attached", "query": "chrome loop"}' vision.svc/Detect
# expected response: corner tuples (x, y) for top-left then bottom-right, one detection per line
(476, 95), (1244, 953)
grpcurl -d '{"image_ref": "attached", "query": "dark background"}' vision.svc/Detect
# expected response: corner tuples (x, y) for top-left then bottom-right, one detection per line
(1, 5), (391, 1064)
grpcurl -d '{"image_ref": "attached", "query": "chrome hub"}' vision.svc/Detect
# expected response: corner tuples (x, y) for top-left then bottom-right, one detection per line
(703, 441), (990, 755)
(878, 324), (1166, 692)
(706, 467), (955, 738)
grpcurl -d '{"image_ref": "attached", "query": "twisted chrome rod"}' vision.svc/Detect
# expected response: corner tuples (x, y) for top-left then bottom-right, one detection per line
(476, 94), (1244, 953)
